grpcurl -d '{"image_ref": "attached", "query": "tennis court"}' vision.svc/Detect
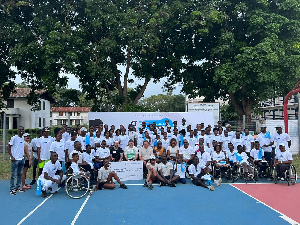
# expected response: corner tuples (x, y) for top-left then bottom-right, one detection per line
(1, 179), (299, 225)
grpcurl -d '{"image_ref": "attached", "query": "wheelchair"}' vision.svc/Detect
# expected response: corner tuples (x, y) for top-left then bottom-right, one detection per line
(65, 168), (92, 199)
(212, 161), (231, 180)
(231, 162), (258, 183)
(273, 164), (297, 186)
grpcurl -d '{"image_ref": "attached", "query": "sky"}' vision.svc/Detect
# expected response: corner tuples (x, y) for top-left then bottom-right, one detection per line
(13, 67), (183, 98)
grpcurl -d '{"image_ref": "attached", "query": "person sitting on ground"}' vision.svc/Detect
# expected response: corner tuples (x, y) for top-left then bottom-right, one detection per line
(157, 154), (178, 187)
(274, 143), (293, 179)
(144, 155), (161, 190)
(21, 133), (32, 190)
(124, 139), (138, 161)
(39, 152), (66, 198)
(109, 141), (124, 162)
(195, 144), (212, 173)
(94, 159), (128, 190)
(188, 157), (215, 191)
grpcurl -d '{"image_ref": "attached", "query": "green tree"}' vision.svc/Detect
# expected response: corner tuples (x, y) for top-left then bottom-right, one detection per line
(138, 94), (185, 112)
(179, 0), (300, 123)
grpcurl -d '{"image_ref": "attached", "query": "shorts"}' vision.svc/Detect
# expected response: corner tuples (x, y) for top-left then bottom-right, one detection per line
(38, 160), (50, 169)
(24, 160), (31, 168)
(97, 182), (106, 190)
(32, 158), (38, 167)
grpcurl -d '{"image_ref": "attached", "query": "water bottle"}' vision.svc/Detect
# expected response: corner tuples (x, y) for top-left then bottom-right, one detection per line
(36, 180), (41, 196)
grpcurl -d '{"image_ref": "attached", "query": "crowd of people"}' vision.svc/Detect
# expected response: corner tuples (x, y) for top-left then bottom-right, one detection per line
(8, 118), (293, 196)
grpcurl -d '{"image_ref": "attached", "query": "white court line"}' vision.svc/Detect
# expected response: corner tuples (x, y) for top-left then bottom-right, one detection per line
(231, 184), (299, 225)
(17, 187), (61, 225)
(71, 193), (92, 225)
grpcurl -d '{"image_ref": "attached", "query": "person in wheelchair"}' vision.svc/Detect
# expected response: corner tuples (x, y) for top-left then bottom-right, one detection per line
(236, 145), (254, 180)
(274, 143), (293, 180)
(250, 141), (267, 178)
(69, 153), (89, 179)
(212, 144), (228, 179)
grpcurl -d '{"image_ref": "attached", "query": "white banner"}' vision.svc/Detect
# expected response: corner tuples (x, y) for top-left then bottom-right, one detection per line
(89, 112), (214, 129)
(110, 161), (143, 181)
(187, 102), (220, 124)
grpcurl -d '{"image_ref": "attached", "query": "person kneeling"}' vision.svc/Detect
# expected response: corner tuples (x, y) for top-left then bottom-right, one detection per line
(38, 152), (66, 197)
(95, 159), (127, 190)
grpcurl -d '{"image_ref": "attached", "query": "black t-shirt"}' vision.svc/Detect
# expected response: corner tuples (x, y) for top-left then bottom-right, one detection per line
(110, 147), (123, 161)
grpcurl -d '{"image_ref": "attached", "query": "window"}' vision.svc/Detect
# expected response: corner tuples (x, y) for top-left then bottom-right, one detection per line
(43, 101), (45, 110)
(59, 112), (63, 116)
(75, 119), (80, 125)
(39, 117), (42, 127)
(77, 112), (80, 116)
(7, 99), (14, 108)
(43, 118), (45, 127)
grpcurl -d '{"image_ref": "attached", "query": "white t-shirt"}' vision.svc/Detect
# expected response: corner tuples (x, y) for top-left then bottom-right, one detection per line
(65, 139), (75, 155)
(93, 137), (103, 149)
(103, 137), (114, 147)
(256, 132), (274, 153)
(30, 137), (40, 159)
(187, 136), (198, 148)
(161, 138), (170, 150)
(236, 152), (249, 165)
(98, 166), (111, 182)
(82, 152), (93, 164)
(37, 136), (55, 160)
(196, 151), (211, 169)
(62, 132), (71, 142)
(179, 146), (194, 160)
(70, 162), (80, 175)
(9, 135), (24, 160)
(274, 133), (291, 151)
(188, 163), (202, 178)
(40, 160), (62, 179)
(212, 152), (226, 162)
(159, 162), (173, 176)
(50, 141), (66, 162)
(250, 148), (264, 160)
(232, 138), (245, 151)
(221, 136), (232, 151)
(95, 147), (110, 159)
(167, 146), (179, 157)
(76, 135), (86, 150)
(128, 131), (138, 142)
(175, 163), (186, 178)
(276, 151), (293, 161)
(171, 134), (181, 147)
(227, 150), (237, 163)
(243, 135), (255, 152)
(119, 135), (129, 150)
(146, 162), (160, 171)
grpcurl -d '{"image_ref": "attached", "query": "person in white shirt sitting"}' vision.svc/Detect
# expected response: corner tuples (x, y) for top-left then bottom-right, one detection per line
(249, 141), (267, 177)
(274, 143), (293, 179)
(157, 154), (178, 187)
(236, 145), (254, 180)
(39, 152), (66, 198)
(94, 159), (127, 190)
(144, 155), (161, 189)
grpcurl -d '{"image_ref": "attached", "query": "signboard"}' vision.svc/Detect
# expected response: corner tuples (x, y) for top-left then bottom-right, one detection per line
(89, 112), (214, 129)
(187, 103), (220, 125)
(110, 161), (143, 181)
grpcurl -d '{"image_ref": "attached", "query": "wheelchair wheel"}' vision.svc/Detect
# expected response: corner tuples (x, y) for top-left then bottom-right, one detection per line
(273, 167), (278, 184)
(65, 175), (90, 199)
(289, 165), (297, 185)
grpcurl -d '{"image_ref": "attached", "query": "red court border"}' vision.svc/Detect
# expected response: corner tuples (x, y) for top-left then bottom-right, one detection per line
(231, 183), (300, 224)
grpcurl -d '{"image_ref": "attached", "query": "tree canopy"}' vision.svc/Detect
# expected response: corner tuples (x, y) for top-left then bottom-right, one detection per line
(1, 0), (300, 117)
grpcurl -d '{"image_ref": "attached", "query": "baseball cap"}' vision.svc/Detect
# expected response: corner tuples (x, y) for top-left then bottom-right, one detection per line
(275, 124), (282, 128)
(80, 127), (87, 132)
(261, 124), (267, 128)
(225, 124), (231, 128)
(150, 155), (156, 160)
(23, 133), (30, 137)
(42, 127), (50, 132)
(279, 143), (285, 147)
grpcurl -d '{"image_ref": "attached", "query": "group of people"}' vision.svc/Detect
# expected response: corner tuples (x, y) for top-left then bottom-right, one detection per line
(8, 119), (294, 195)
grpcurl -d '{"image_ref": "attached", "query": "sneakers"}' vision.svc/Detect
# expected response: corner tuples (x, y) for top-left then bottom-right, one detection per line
(42, 190), (47, 198)
(169, 182), (176, 187)
(120, 184), (128, 189)
(186, 172), (191, 179)
(143, 181), (148, 187)
(214, 178), (222, 187)
(10, 190), (17, 195)
(208, 185), (215, 191)
(147, 182), (153, 190)
(159, 182), (166, 187)
(30, 180), (36, 185)
(16, 188), (25, 193)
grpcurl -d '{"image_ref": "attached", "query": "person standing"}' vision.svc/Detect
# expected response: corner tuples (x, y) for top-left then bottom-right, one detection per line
(7, 126), (29, 195)
(274, 125), (291, 155)
(30, 129), (42, 185)
(21, 133), (32, 190)
(256, 124), (274, 165)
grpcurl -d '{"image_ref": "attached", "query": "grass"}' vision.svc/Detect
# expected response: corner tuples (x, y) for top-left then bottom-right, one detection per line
(1, 155), (300, 180)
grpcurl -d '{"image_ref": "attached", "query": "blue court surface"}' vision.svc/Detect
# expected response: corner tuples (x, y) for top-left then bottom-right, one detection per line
(0, 179), (293, 225)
